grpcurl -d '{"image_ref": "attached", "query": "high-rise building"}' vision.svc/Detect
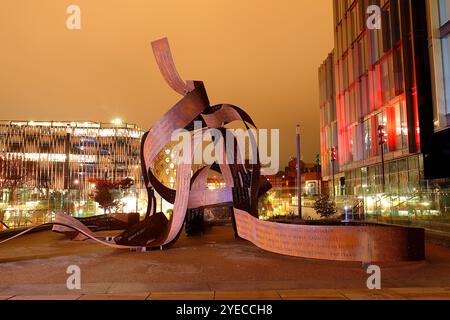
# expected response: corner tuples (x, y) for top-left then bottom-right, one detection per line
(427, 0), (450, 162)
(0, 120), (144, 224)
(319, 0), (450, 199)
(319, 52), (342, 196)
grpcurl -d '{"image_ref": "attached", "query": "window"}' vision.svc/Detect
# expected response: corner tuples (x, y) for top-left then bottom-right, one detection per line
(348, 126), (355, 163)
(376, 112), (388, 154)
(442, 34), (450, 117)
(363, 119), (373, 159)
(430, 0), (450, 129)
(387, 161), (399, 194)
(394, 102), (408, 151)
(398, 159), (408, 193)
(381, 60), (390, 104)
(360, 75), (370, 116)
(390, 0), (401, 44)
(393, 47), (404, 95)
(382, 7), (392, 53)
(439, 0), (450, 25)
(370, 27), (380, 64)
(388, 55), (395, 100)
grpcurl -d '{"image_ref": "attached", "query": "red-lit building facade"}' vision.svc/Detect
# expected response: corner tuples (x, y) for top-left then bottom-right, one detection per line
(319, 0), (450, 197)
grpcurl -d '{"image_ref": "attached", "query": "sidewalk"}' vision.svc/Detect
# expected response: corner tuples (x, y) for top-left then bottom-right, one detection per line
(2, 227), (450, 299)
(2, 287), (450, 300)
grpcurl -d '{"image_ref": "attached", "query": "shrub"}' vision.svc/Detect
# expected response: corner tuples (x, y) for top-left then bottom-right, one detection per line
(314, 195), (337, 219)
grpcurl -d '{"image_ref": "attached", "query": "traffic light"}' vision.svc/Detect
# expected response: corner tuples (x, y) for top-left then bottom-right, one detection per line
(330, 147), (337, 162)
(378, 124), (387, 145)
(316, 153), (321, 166)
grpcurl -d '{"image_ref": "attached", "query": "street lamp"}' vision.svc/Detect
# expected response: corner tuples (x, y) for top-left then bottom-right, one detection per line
(330, 147), (337, 199)
(112, 118), (123, 125)
(315, 153), (321, 195)
(296, 125), (302, 219)
(378, 124), (387, 193)
(73, 179), (81, 216)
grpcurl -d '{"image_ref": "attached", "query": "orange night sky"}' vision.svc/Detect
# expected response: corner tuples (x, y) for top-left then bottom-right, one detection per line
(0, 0), (334, 169)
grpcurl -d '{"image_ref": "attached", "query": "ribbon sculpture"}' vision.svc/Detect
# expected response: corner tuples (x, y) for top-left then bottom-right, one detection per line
(0, 38), (425, 262)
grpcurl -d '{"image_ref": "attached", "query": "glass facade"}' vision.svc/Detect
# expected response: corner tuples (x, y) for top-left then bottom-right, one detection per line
(333, 0), (412, 175)
(345, 155), (423, 196)
(323, 0), (418, 197)
(0, 121), (145, 228)
(321, 0), (450, 234)
(319, 52), (340, 180)
(440, 0), (450, 23)
(429, 0), (450, 130)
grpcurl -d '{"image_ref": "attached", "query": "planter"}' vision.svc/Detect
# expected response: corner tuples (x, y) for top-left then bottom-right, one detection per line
(235, 210), (425, 262)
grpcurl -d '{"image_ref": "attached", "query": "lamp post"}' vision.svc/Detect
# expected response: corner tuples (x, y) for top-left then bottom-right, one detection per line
(378, 124), (387, 193)
(296, 125), (302, 219)
(316, 153), (321, 195)
(330, 147), (337, 199)
(74, 179), (81, 216)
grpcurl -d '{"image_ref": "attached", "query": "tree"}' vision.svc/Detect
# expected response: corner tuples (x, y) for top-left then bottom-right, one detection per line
(89, 177), (134, 214)
(259, 192), (273, 214)
(313, 195), (337, 219)
(0, 155), (31, 204)
(0, 155), (34, 226)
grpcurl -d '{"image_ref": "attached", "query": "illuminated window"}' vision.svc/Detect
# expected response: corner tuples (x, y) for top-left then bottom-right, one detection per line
(430, 0), (450, 129)
(394, 102), (408, 151)
(442, 34), (450, 118)
(439, 0), (450, 24)
(376, 112), (388, 153)
(363, 119), (373, 159)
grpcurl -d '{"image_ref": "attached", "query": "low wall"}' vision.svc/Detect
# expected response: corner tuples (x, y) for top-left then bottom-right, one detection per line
(234, 209), (425, 262)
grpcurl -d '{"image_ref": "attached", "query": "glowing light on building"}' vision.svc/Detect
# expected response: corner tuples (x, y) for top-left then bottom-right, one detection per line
(112, 118), (123, 125)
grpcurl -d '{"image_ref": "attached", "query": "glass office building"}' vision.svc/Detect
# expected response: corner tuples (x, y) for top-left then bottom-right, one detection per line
(320, 0), (450, 195)
(0, 120), (144, 227)
(429, 0), (450, 130)
(319, 0), (450, 231)
(319, 52), (341, 195)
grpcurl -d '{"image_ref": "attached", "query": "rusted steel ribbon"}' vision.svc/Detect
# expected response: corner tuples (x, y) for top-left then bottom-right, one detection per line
(0, 215), (145, 250)
(151, 37), (194, 96)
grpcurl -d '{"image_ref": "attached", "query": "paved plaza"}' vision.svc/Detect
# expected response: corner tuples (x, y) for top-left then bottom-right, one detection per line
(0, 226), (450, 300)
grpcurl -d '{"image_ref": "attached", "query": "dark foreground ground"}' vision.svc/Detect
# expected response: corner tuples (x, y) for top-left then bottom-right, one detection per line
(0, 226), (449, 299)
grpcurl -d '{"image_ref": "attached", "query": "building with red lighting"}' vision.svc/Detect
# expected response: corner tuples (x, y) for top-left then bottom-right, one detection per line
(319, 0), (450, 198)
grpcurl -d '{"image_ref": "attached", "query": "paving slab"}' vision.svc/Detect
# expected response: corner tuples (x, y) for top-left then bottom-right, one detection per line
(337, 289), (406, 300)
(389, 287), (450, 300)
(9, 295), (81, 300)
(208, 280), (317, 292)
(107, 282), (210, 294)
(0, 283), (112, 296)
(148, 292), (214, 300)
(79, 293), (149, 300)
(278, 289), (347, 300)
(1, 288), (450, 300)
(215, 291), (281, 300)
